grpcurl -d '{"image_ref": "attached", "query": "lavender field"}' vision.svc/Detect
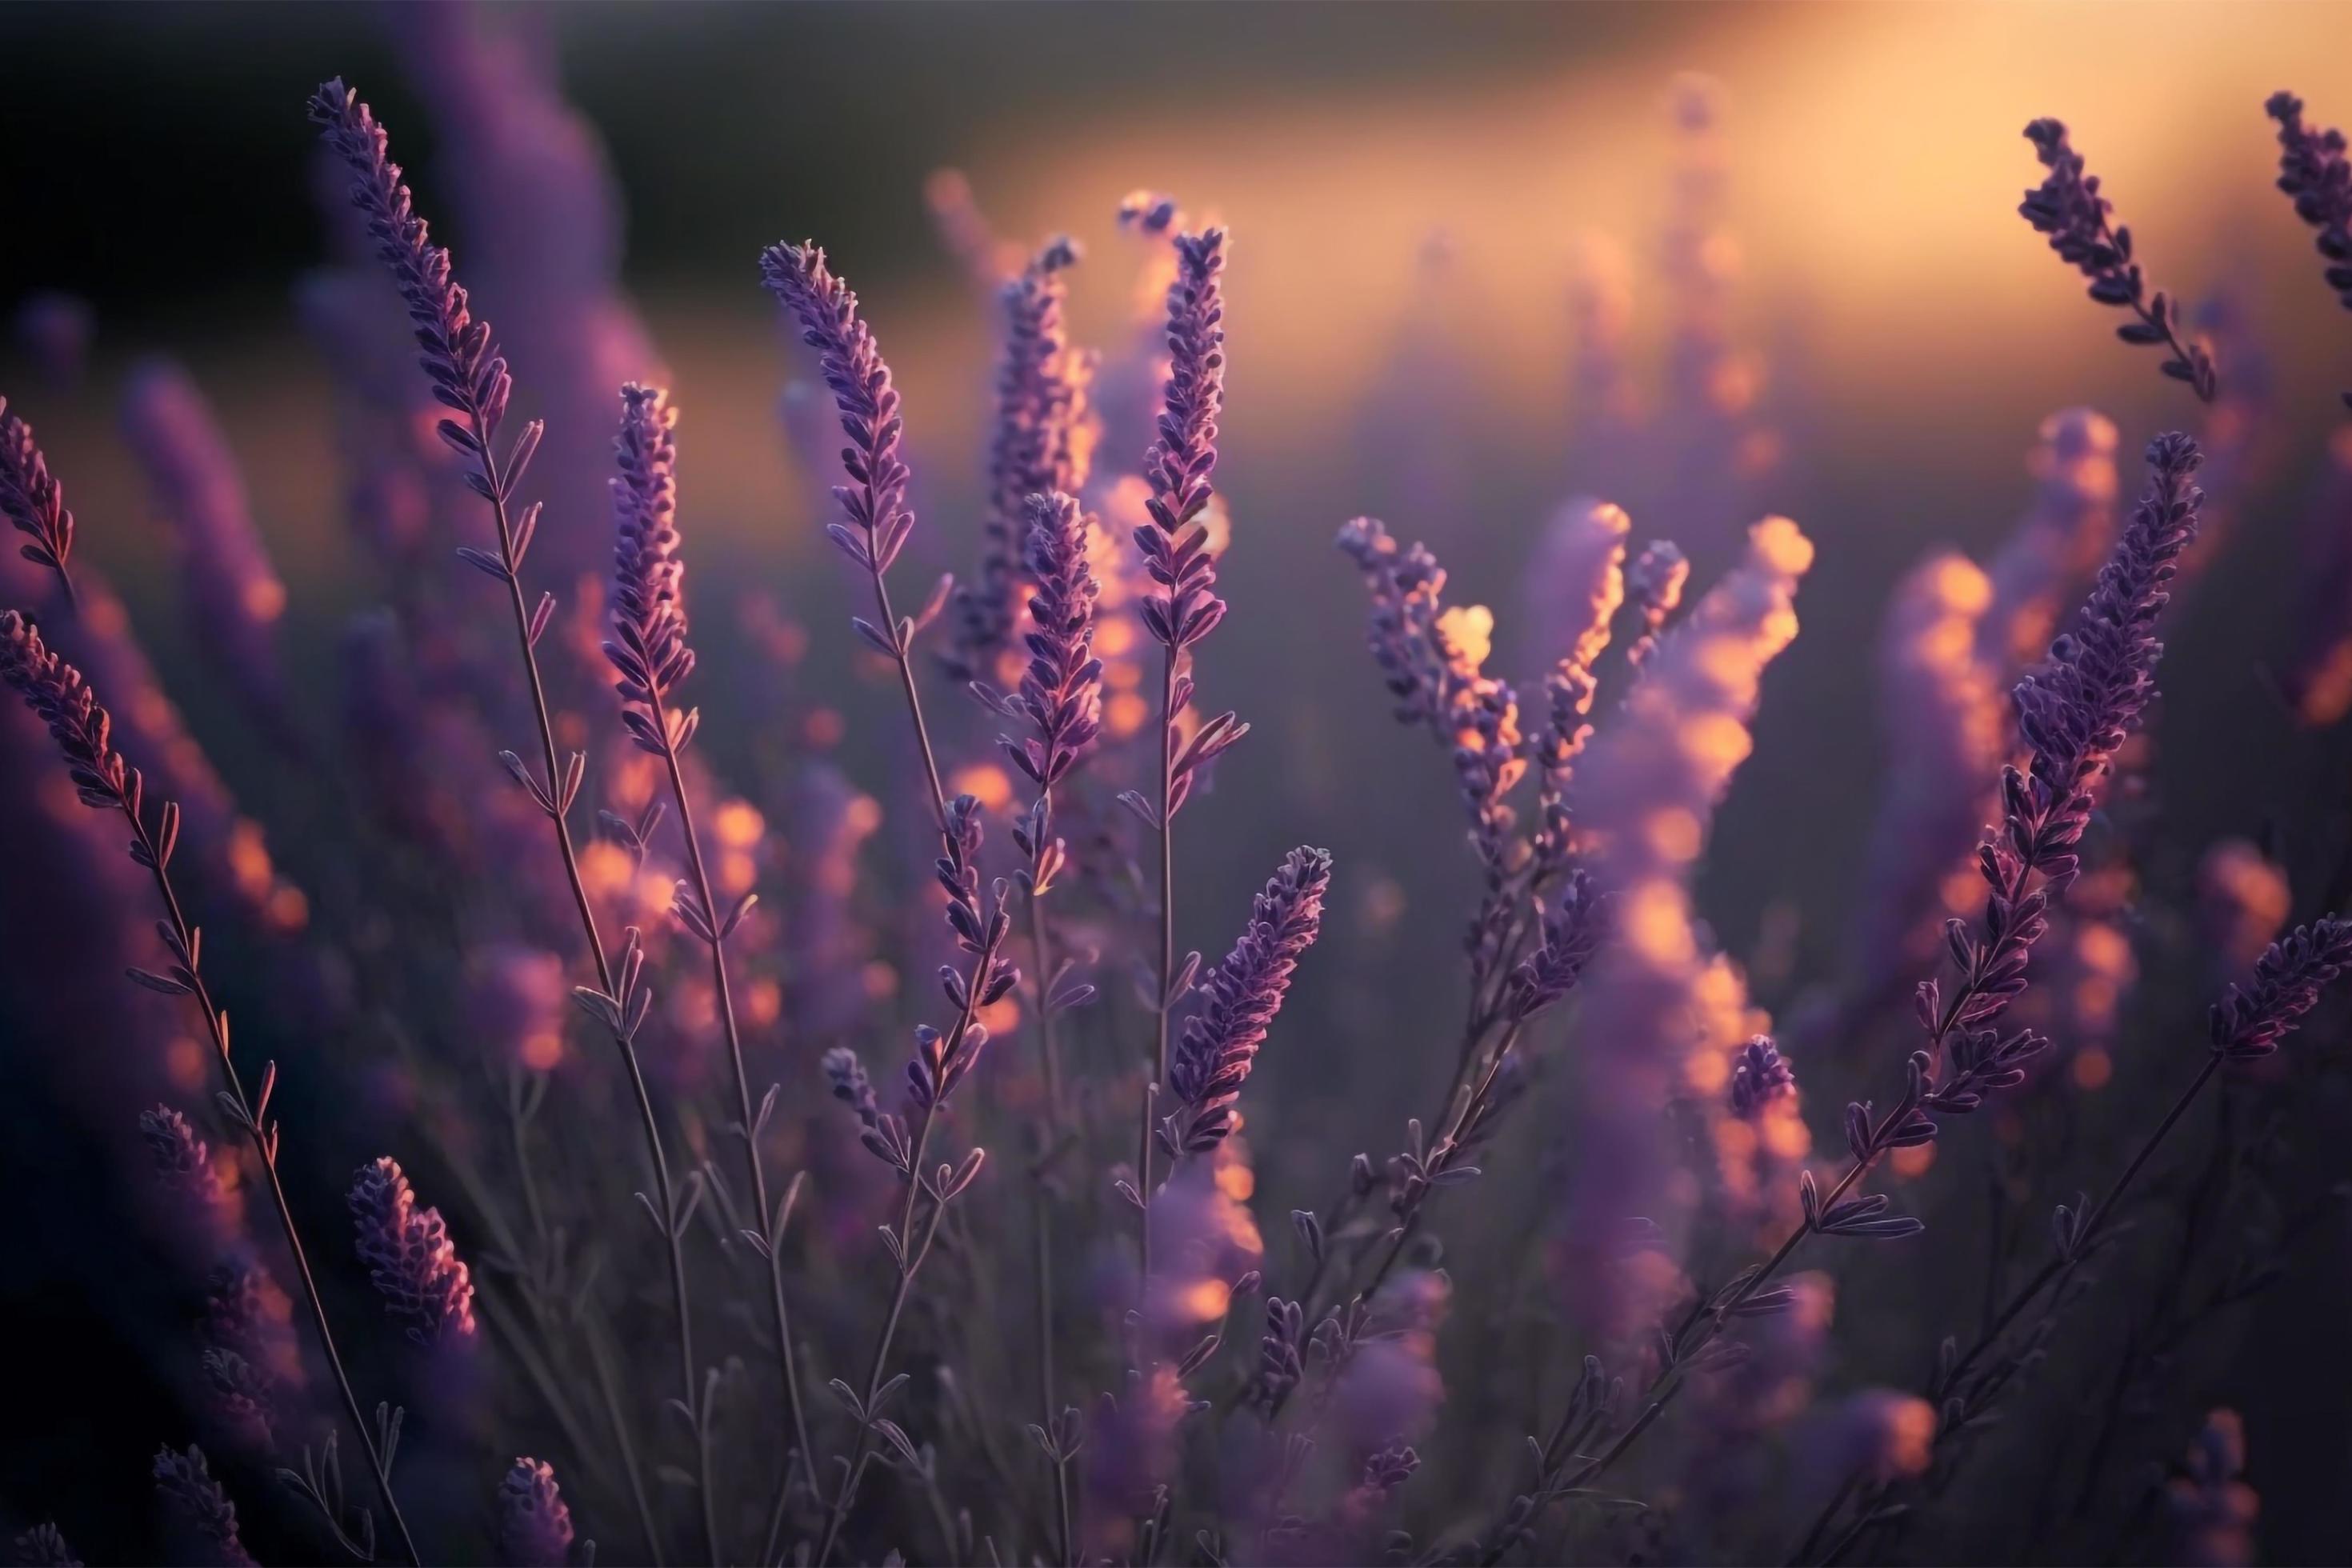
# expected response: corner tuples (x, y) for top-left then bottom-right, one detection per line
(10, 3), (2352, 1564)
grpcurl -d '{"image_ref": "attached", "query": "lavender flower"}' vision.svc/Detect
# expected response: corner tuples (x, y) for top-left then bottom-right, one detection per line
(950, 237), (1094, 684)
(309, 79), (514, 446)
(0, 399), (76, 606)
(118, 359), (290, 732)
(1525, 500), (1627, 868)
(1622, 538), (1690, 672)
(0, 610), (130, 814)
(1136, 226), (1244, 818)
(498, 1458), (577, 1567)
(1851, 552), (2003, 992)
(1001, 491), (1104, 896)
(1506, 870), (1609, 1022)
(2209, 917), (2352, 1062)
(1164, 846), (1333, 1153)
(2010, 433), (2201, 827)
(1979, 409), (2121, 676)
(151, 1446), (254, 1568)
(1558, 515), (1813, 1334)
(2018, 118), (2216, 399)
(2266, 93), (2352, 314)
(762, 238), (959, 819)
(909, 794), (1019, 1110)
(1728, 1036), (1796, 1119)
(605, 383), (696, 756)
(348, 1157), (476, 1346)
(7, 1523), (78, 1567)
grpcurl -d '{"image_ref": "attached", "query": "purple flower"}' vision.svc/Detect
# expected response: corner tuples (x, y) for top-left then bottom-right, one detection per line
(758, 241), (918, 588)
(118, 359), (290, 732)
(309, 79), (514, 444)
(999, 491), (1105, 897)
(151, 1446), (254, 1568)
(1135, 226), (1245, 821)
(2209, 917), (2352, 1062)
(1728, 1036), (1797, 1119)
(2018, 118), (2216, 399)
(2266, 92), (2352, 313)
(950, 237), (1094, 684)
(907, 794), (1018, 1111)
(0, 610), (129, 813)
(1979, 409), (2121, 678)
(348, 1156), (477, 1346)
(1622, 538), (1690, 672)
(1164, 846), (1333, 1152)
(1506, 870), (1610, 1022)
(498, 1457), (577, 1567)
(2011, 433), (2202, 822)
(0, 399), (77, 606)
(605, 383), (698, 756)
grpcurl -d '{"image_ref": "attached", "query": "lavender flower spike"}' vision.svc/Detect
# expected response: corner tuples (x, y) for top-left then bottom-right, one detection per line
(2018, 118), (2216, 399)
(498, 1457), (578, 1567)
(349, 1157), (476, 1346)
(604, 382), (696, 755)
(2265, 91), (2352, 402)
(308, 79), (514, 446)
(0, 399), (77, 606)
(1729, 1036), (1796, 1119)
(119, 360), (291, 731)
(0, 608), (131, 813)
(950, 235), (1093, 683)
(152, 1446), (254, 1568)
(1138, 227), (1233, 688)
(2209, 916), (2352, 1062)
(761, 238), (954, 816)
(1164, 846), (1333, 1154)
(2010, 432), (2202, 829)
(1005, 492), (1105, 818)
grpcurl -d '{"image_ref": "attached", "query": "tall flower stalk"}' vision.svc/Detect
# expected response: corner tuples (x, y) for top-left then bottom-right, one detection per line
(1793, 914), (2352, 1565)
(603, 381), (818, 1522)
(306, 78), (706, 1563)
(764, 238), (1022, 1566)
(0, 607), (420, 1566)
(2018, 118), (2218, 399)
(1128, 226), (1245, 1272)
(978, 487), (1105, 1565)
(1530, 434), (2206, 1530)
(0, 397), (78, 608)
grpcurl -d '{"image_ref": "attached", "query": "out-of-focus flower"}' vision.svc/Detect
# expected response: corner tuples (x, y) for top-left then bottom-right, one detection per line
(2167, 1410), (2258, 1567)
(498, 1457), (576, 1567)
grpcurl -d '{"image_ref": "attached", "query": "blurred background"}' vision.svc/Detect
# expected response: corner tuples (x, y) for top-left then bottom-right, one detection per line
(7, 2), (2352, 1562)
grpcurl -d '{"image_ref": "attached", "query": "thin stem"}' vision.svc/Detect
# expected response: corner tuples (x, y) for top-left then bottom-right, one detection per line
(815, 916), (1006, 1565)
(473, 429), (710, 1566)
(130, 808), (422, 1566)
(1139, 639), (1179, 1277)
(653, 694), (817, 1514)
(1026, 890), (1068, 1566)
